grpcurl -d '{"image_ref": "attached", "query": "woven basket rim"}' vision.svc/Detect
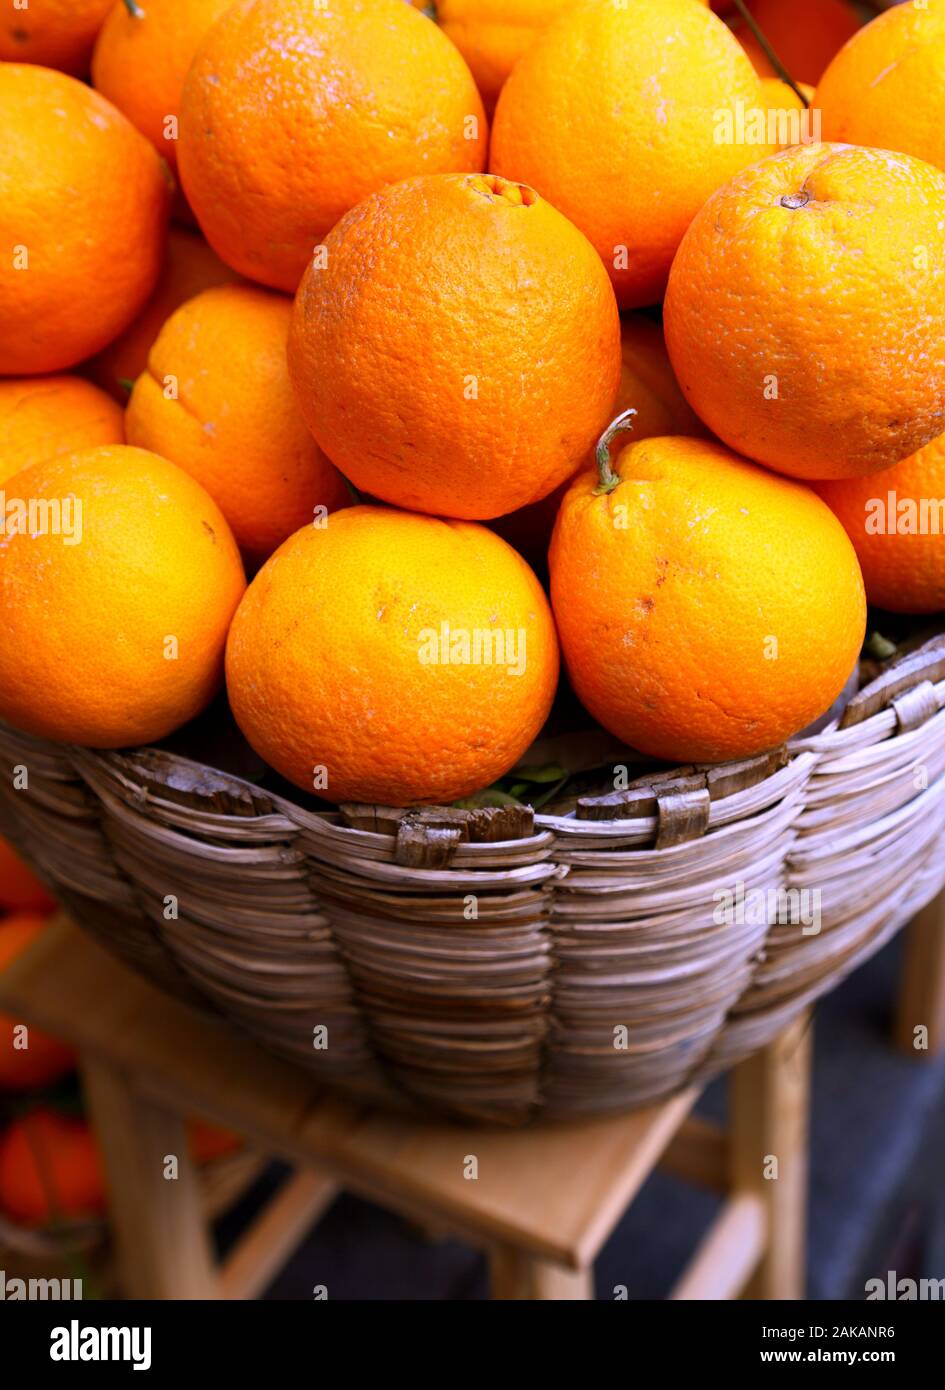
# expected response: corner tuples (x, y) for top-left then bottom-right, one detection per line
(7, 636), (937, 847)
(2, 629), (943, 1125)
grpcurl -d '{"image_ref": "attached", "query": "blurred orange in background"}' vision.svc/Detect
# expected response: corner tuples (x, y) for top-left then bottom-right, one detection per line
(733, 0), (861, 86)
(0, 837), (55, 915)
(0, 1109), (104, 1226)
(0, 0), (113, 76)
(0, 1107), (242, 1226)
(189, 1120), (244, 1166)
(0, 913), (76, 1092)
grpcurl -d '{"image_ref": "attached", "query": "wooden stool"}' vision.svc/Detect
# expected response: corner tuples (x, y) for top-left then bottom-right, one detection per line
(896, 889), (945, 1058)
(0, 917), (812, 1301)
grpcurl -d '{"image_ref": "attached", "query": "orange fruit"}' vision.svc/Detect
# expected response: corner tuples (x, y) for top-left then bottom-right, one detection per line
(0, 377), (124, 486)
(0, 838), (56, 913)
(127, 285), (350, 563)
(438, 2), (714, 113)
(491, 313), (707, 569)
(86, 227), (236, 403)
(92, 0), (232, 173)
(289, 173), (621, 520)
(757, 78), (818, 150)
(607, 315), (709, 446)
(226, 507), (560, 806)
(0, 65), (171, 375)
(0, 0), (113, 75)
(0, 1110), (105, 1226)
(188, 1120), (243, 1164)
(750, 79), (817, 150)
(0, 914), (75, 1093)
(490, 0), (772, 308)
(0, 1107), (236, 1226)
(178, 0), (487, 291)
(664, 143), (945, 481)
(815, 436), (945, 616)
(436, 1), (575, 112)
(550, 434), (867, 764)
(0, 446), (245, 749)
(735, 0), (861, 87)
(816, 1), (945, 176)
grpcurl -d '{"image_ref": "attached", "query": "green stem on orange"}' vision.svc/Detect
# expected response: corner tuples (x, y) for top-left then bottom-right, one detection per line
(124, 0), (145, 17)
(594, 409), (637, 496)
(731, 0), (809, 109)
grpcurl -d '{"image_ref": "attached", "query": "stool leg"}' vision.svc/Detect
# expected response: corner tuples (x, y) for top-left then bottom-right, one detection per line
(895, 890), (945, 1058)
(731, 1011), (811, 1300)
(490, 1247), (593, 1300)
(81, 1056), (219, 1299)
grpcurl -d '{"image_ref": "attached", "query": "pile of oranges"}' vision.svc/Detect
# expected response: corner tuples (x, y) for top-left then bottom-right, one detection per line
(0, 0), (943, 808)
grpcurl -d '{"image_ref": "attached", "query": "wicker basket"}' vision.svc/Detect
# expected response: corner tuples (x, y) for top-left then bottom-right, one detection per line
(2, 631), (944, 1126)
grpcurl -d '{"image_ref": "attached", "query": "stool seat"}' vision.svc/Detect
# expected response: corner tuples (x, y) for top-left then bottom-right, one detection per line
(0, 916), (812, 1300)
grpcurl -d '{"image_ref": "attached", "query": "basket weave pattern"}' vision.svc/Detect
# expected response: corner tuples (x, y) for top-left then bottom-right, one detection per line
(2, 636), (944, 1125)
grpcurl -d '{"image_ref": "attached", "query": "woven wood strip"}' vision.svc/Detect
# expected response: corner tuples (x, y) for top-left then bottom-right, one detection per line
(1, 645), (943, 1126)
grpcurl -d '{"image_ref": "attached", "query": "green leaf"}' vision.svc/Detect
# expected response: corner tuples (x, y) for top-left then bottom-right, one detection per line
(453, 788), (523, 810)
(865, 631), (897, 661)
(511, 763), (569, 785)
(118, 377), (136, 394)
(530, 775), (570, 811)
